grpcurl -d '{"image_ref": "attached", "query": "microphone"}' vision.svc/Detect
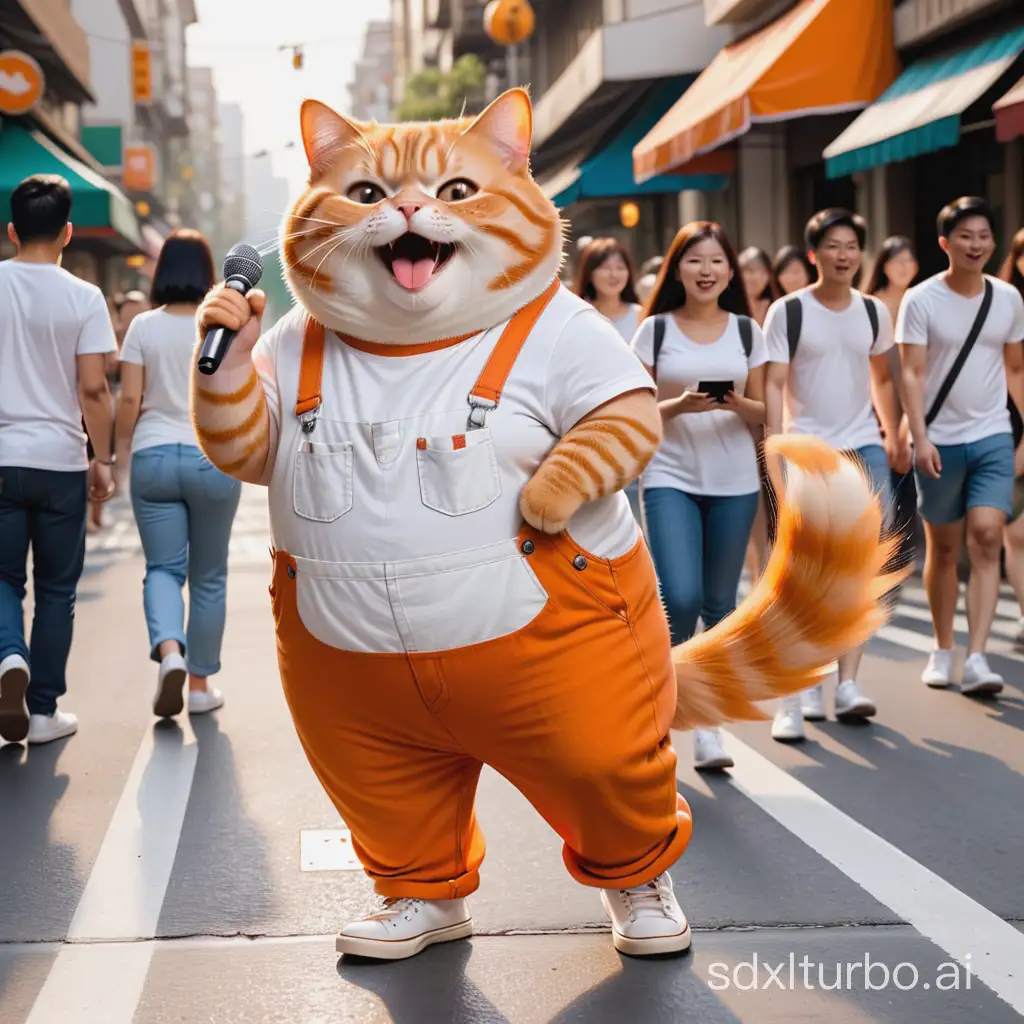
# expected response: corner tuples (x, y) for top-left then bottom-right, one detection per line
(197, 243), (264, 375)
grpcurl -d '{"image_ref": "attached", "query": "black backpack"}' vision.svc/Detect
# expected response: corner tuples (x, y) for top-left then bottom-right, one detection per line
(651, 314), (753, 381)
(784, 293), (880, 359)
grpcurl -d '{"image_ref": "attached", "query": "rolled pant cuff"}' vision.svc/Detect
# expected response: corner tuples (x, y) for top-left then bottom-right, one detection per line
(372, 869), (480, 900)
(562, 795), (693, 890)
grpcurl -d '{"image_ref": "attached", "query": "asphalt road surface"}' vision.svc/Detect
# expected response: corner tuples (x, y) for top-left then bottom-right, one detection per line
(2, 486), (1023, 1023)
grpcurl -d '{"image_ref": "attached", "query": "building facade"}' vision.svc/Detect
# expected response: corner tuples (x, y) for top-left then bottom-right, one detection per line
(349, 20), (395, 122)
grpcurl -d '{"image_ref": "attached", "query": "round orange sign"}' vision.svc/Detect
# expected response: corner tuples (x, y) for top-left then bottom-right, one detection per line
(483, 0), (535, 47)
(0, 51), (45, 116)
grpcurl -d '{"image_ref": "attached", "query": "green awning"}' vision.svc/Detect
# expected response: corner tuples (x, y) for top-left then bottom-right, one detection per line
(0, 120), (142, 249)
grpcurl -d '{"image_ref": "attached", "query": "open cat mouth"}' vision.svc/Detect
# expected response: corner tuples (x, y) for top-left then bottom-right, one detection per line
(376, 233), (456, 291)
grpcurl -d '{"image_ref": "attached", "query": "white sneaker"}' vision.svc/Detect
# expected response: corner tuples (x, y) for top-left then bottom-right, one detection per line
(188, 686), (225, 714)
(600, 872), (691, 956)
(771, 697), (805, 742)
(153, 653), (187, 718)
(922, 649), (954, 689)
(0, 653), (30, 743)
(1015, 620), (1024, 648)
(800, 684), (826, 721)
(960, 653), (1003, 696)
(27, 710), (78, 745)
(335, 897), (472, 959)
(693, 728), (733, 771)
(834, 679), (876, 720)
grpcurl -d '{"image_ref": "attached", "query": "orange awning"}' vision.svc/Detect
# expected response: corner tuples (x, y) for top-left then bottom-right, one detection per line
(633, 0), (899, 183)
(995, 75), (1024, 142)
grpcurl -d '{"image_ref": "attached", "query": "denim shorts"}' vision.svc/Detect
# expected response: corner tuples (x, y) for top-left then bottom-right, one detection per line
(842, 444), (893, 529)
(915, 432), (1014, 525)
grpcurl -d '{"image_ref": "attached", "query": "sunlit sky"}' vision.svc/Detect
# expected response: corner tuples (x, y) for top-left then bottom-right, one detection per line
(185, 0), (390, 191)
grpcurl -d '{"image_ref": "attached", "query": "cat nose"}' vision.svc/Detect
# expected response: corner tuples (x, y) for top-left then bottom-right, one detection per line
(397, 204), (421, 222)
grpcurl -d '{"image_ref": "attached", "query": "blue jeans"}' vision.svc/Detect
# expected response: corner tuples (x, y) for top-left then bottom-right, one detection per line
(0, 467), (87, 715)
(642, 486), (759, 645)
(131, 444), (241, 676)
(914, 433), (1014, 525)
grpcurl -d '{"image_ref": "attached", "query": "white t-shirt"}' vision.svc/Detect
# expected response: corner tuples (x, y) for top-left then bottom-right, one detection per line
(120, 308), (202, 453)
(631, 313), (768, 496)
(764, 288), (893, 450)
(609, 304), (643, 342)
(0, 260), (116, 472)
(895, 274), (1024, 446)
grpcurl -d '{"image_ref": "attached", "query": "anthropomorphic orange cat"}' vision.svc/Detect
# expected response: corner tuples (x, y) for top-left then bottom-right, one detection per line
(191, 89), (902, 961)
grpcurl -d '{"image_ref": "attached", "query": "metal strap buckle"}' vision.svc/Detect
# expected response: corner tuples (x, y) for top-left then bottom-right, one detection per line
(466, 396), (497, 431)
(298, 405), (321, 434)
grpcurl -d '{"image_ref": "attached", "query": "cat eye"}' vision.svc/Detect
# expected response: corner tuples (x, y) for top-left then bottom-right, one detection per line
(437, 178), (479, 203)
(346, 181), (387, 205)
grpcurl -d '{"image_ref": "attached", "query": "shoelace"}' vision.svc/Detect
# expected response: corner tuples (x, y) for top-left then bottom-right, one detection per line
(620, 879), (671, 917)
(368, 897), (424, 921)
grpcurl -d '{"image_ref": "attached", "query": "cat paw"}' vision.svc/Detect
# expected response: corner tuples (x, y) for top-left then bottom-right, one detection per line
(519, 482), (581, 535)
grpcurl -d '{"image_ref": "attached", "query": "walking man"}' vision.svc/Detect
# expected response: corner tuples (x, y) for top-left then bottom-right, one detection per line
(0, 175), (117, 744)
(764, 208), (908, 742)
(898, 197), (1024, 695)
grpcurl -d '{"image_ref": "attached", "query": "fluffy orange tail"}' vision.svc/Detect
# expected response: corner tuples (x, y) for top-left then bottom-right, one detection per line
(671, 434), (909, 730)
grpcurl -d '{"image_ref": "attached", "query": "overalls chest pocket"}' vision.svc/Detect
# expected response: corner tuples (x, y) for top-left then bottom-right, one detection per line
(293, 438), (353, 523)
(415, 428), (502, 516)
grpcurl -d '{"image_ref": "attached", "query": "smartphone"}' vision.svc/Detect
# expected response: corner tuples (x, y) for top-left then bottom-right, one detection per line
(698, 380), (734, 404)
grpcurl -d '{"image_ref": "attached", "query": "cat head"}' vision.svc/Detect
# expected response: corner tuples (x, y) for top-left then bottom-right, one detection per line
(280, 88), (566, 344)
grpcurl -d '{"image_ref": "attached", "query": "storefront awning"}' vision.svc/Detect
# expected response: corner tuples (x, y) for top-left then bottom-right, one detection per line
(633, 0), (898, 184)
(824, 26), (1024, 178)
(995, 74), (1024, 142)
(545, 78), (732, 207)
(0, 120), (142, 251)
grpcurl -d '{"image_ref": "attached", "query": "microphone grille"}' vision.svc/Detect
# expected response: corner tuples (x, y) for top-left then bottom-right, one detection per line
(223, 243), (263, 287)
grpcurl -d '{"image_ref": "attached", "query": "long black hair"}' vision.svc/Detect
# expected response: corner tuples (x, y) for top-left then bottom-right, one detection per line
(739, 245), (777, 302)
(151, 229), (216, 306)
(864, 235), (917, 297)
(999, 227), (1024, 299)
(771, 244), (816, 295)
(643, 222), (751, 318)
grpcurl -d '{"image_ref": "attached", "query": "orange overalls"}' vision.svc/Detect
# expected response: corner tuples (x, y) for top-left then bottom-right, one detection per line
(269, 287), (693, 899)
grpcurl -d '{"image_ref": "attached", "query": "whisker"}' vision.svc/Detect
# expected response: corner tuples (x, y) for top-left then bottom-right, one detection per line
(311, 235), (347, 289)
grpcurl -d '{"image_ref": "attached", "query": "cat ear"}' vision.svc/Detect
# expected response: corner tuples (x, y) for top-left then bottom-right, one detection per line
(462, 88), (532, 172)
(300, 100), (365, 178)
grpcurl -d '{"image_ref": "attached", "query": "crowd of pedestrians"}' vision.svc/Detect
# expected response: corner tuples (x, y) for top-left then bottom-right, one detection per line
(0, 175), (240, 746)
(574, 191), (1024, 768)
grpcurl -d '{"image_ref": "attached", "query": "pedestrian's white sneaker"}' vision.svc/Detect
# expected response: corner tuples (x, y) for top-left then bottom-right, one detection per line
(800, 684), (826, 721)
(188, 686), (225, 714)
(834, 679), (876, 720)
(335, 897), (473, 959)
(27, 710), (78, 745)
(771, 697), (804, 742)
(153, 652), (187, 718)
(693, 728), (733, 771)
(921, 649), (954, 688)
(960, 653), (1003, 696)
(0, 653), (30, 743)
(600, 872), (691, 956)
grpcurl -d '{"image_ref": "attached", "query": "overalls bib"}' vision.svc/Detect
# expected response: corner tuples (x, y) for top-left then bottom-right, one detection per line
(268, 283), (692, 898)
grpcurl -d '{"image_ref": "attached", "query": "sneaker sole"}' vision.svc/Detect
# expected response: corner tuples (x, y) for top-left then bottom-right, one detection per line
(335, 919), (473, 960)
(153, 668), (187, 718)
(801, 710), (826, 721)
(961, 681), (1003, 696)
(0, 667), (30, 743)
(612, 923), (692, 957)
(771, 730), (805, 743)
(836, 703), (876, 721)
(694, 756), (734, 771)
(27, 721), (79, 745)
(923, 678), (951, 689)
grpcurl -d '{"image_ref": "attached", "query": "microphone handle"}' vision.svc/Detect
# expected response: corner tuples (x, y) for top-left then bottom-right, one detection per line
(196, 278), (250, 376)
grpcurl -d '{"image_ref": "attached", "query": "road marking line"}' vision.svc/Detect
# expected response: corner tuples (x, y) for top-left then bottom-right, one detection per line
(26, 723), (198, 1024)
(703, 732), (1024, 1014)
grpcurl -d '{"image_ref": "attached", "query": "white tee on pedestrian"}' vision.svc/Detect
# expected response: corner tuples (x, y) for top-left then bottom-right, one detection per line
(0, 261), (116, 471)
(763, 288), (893, 450)
(895, 274), (1024, 446)
(120, 308), (203, 453)
(631, 313), (768, 496)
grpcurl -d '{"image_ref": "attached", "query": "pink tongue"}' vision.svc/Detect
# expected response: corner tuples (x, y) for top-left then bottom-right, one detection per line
(392, 257), (435, 290)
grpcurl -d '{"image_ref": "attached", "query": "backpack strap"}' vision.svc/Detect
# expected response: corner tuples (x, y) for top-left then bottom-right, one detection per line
(737, 315), (753, 359)
(651, 315), (666, 381)
(863, 294), (881, 350)
(785, 295), (803, 360)
(924, 279), (994, 427)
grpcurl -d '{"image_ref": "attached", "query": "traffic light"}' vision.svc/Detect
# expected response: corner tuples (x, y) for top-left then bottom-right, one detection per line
(131, 42), (152, 104)
(292, 47), (304, 70)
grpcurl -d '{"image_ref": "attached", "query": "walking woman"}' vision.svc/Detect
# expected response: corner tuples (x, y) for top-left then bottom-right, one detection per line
(999, 228), (1024, 642)
(574, 237), (645, 522)
(865, 236), (919, 575)
(772, 244), (815, 295)
(738, 246), (776, 326)
(630, 223), (768, 771)
(114, 230), (241, 717)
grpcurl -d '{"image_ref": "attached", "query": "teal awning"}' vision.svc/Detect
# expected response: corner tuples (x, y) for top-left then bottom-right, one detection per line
(544, 77), (729, 207)
(824, 26), (1024, 179)
(0, 120), (142, 249)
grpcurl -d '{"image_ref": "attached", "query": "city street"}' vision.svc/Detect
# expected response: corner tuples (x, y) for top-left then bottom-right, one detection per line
(2, 486), (1024, 1024)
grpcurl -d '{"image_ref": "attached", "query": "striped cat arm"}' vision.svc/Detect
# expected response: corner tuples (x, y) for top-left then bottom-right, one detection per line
(519, 389), (662, 534)
(190, 286), (278, 486)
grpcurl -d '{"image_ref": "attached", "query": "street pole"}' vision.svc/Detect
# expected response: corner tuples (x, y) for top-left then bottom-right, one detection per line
(507, 44), (518, 88)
